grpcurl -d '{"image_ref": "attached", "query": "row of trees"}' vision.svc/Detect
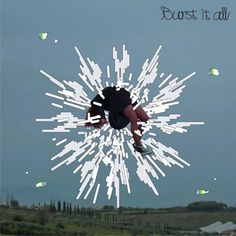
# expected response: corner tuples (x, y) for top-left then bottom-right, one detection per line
(3, 194), (233, 213)
(33, 200), (86, 215)
(187, 201), (228, 211)
(5, 194), (20, 208)
(4, 194), (76, 214)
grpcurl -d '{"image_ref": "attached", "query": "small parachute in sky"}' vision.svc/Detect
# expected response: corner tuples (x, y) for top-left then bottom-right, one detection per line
(209, 68), (220, 77)
(196, 189), (209, 195)
(36, 181), (47, 188)
(39, 32), (48, 40)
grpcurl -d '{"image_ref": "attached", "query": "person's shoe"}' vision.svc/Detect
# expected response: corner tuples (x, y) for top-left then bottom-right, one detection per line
(133, 143), (153, 155)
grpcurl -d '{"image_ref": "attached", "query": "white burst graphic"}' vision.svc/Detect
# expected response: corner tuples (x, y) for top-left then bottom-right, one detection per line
(36, 45), (204, 208)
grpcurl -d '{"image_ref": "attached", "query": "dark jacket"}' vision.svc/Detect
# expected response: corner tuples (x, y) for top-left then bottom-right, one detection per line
(90, 87), (136, 129)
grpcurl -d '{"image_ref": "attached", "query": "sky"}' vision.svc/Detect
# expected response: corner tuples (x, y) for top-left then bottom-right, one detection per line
(1, 0), (236, 208)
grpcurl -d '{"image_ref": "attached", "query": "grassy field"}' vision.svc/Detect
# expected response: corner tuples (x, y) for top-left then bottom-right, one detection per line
(1, 206), (236, 235)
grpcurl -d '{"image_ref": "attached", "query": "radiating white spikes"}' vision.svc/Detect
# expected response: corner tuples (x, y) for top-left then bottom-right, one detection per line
(113, 44), (130, 84)
(75, 46), (103, 92)
(40, 70), (66, 89)
(93, 184), (100, 204)
(37, 45), (204, 208)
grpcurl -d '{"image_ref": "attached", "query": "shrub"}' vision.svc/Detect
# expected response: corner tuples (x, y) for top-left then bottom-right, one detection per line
(131, 228), (139, 236)
(187, 201), (228, 211)
(13, 214), (23, 222)
(56, 222), (65, 229)
(21, 205), (29, 210)
(37, 209), (49, 225)
(10, 199), (20, 208)
(79, 232), (88, 236)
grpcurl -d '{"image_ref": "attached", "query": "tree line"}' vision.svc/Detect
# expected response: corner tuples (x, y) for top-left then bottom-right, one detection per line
(2, 194), (235, 213)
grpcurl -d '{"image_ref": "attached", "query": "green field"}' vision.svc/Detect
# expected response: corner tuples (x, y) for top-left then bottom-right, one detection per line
(1, 205), (236, 235)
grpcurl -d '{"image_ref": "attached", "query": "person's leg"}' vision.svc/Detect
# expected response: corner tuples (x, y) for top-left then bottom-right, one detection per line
(123, 105), (153, 155)
(123, 105), (142, 146)
(134, 106), (150, 134)
(135, 106), (150, 122)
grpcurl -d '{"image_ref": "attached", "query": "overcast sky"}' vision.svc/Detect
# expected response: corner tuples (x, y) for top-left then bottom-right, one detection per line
(1, 0), (236, 208)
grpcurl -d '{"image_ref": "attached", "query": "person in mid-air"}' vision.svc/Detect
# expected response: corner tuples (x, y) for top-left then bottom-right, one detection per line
(85, 86), (152, 155)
